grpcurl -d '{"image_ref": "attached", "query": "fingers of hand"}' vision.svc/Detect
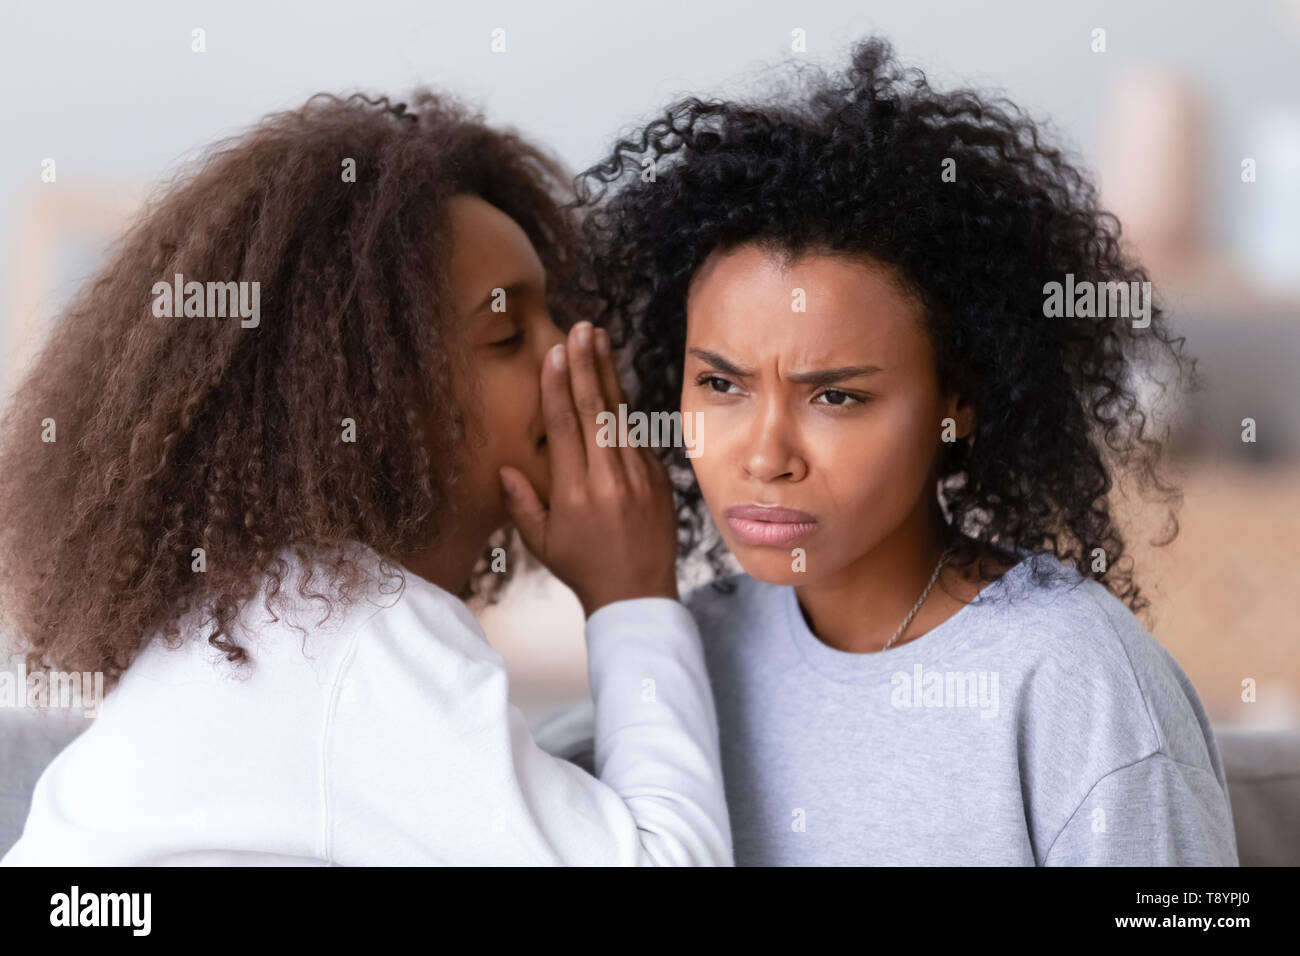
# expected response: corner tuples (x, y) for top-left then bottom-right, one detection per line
(593, 328), (631, 407)
(592, 328), (648, 487)
(500, 466), (547, 551)
(568, 322), (621, 487)
(541, 342), (585, 490)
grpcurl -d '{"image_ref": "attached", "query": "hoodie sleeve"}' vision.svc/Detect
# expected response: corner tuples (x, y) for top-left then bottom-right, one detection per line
(322, 587), (732, 866)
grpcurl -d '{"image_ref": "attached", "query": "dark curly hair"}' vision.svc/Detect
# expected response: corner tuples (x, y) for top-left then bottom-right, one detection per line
(573, 36), (1199, 616)
(0, 89), (581, 690)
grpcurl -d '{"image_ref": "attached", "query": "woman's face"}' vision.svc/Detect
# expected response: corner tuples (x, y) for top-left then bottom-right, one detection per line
(443, 193), (563, 535)
(680, 244), (973, 586)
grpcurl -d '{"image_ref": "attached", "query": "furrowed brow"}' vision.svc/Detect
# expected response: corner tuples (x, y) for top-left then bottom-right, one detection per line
(785, 365), (884, 387)
(689, 348), (755, 377)
(689, 349), (882, 386)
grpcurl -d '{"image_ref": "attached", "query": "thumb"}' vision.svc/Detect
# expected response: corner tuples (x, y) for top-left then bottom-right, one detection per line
(499, 466), (547, 554)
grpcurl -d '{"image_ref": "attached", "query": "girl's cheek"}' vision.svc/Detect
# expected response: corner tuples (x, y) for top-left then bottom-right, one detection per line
(508, 354), (543, 406)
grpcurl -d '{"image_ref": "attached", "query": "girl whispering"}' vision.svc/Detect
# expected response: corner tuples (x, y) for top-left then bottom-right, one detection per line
(0, 91), (730, 865)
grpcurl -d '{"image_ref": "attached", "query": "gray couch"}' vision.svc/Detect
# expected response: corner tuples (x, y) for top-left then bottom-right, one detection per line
(1, 708), (89, 857)
(4, 702), (1297, 865)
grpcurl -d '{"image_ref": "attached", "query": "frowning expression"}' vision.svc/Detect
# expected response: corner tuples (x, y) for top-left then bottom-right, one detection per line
(680, 244), (973, 585)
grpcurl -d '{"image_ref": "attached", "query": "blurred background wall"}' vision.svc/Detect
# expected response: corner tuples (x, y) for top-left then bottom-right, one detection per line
(1, 0), (1297, 730)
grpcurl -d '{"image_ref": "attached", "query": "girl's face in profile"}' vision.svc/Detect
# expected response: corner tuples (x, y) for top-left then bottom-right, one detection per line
(443, 194), (564, 536)
(681, 244), (974, 586)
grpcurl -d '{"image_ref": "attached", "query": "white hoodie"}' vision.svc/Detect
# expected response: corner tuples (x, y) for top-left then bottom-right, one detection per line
(1, 544), (732, 866)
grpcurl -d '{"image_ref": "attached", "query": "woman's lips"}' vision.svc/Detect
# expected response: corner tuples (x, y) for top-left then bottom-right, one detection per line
(724, 504), (818, 546)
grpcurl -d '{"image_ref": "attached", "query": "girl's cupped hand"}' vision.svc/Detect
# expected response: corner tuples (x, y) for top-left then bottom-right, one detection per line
(499, 321), (679, 618)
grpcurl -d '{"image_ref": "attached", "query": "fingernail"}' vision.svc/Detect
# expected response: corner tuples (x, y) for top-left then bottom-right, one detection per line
(499, 470), (515, 497)
(551, 343), (566, 370)
(595, 328), (610, 356)
(574, 322), (592, 348)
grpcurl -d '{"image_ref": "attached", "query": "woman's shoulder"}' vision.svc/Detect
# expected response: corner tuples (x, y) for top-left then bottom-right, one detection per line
(984, 552), (1172, 688)
(988, 551), (1220, 772)
(988, 551), (1162, 665)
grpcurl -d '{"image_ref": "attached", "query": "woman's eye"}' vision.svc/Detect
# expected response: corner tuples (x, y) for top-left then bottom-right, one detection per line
(815, 389), (864, 407)
(696, 374), (737, 395)
(490, 329), (525, 349)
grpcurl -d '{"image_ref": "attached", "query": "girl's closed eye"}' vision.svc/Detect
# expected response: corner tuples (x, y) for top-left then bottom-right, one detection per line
(490, 327), (525, 350)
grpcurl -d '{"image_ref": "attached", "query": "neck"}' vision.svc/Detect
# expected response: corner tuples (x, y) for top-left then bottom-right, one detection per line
(793, 496), (951, 654)
(399, 510), (492, 598)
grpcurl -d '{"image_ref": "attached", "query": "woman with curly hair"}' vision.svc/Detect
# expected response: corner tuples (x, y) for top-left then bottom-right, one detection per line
(0, 91), (730, 865)
(573, 37), (1237, 865)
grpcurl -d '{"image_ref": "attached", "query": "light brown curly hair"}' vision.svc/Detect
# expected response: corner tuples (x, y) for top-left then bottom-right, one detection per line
(0, 89), (582, 690)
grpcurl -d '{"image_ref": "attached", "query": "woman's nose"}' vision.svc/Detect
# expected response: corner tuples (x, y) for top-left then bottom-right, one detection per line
(743, 411), (808, 483)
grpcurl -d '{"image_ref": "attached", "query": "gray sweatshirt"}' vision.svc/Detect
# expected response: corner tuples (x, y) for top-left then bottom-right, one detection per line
(684, 550), (1239, 866)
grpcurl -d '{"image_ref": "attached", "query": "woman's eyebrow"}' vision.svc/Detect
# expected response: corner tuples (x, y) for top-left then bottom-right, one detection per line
(689, 348), (753, 377)
(786, 365), (883, 386)
(688, 348), (881, 385)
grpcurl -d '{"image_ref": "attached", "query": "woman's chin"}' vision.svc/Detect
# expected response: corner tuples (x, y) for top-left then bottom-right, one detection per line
(727, 542), (821, 587)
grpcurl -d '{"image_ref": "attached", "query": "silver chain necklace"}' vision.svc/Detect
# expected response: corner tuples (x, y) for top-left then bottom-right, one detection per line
(881, 553), (947, 651)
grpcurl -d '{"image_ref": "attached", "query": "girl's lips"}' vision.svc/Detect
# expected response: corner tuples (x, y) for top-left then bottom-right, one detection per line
(724, 505), (818, 547)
